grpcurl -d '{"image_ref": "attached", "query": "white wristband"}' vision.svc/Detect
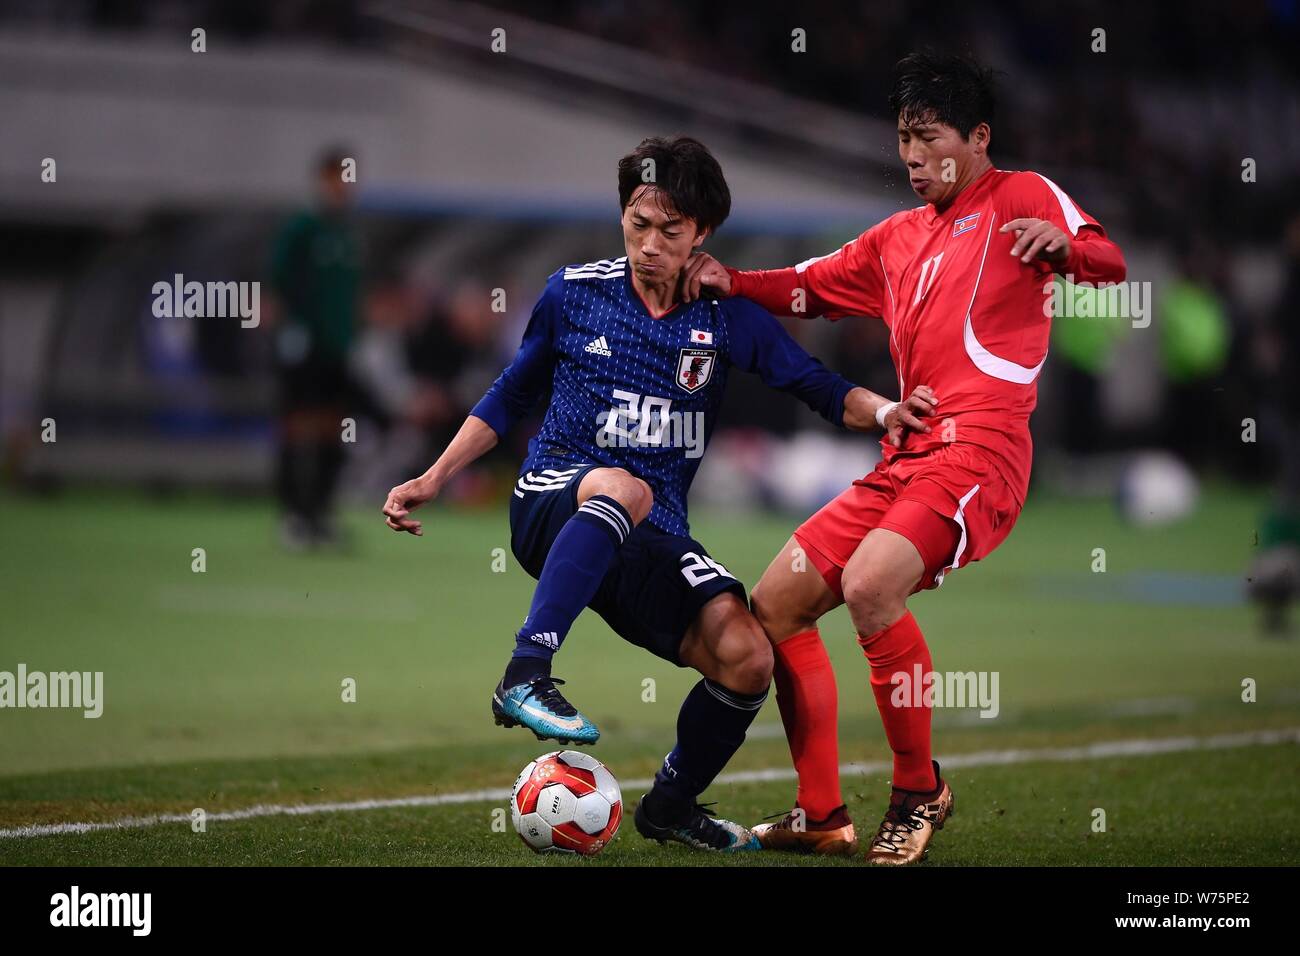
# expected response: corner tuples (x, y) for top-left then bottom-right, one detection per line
(875, 401), (899, 430)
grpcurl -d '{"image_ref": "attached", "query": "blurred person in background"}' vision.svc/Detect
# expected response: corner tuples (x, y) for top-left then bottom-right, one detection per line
(1247, 210), (1300, 634)
(1158, 235), (1232, 468)
(269, 146), (366, 550)
(351, 276), (501, 498)
(406, 279), (506, 451)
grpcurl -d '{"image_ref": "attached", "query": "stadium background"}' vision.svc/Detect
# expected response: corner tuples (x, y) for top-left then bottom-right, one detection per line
(0, 0), (1297, 865)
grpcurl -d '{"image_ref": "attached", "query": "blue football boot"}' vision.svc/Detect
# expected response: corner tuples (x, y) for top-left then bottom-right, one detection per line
(634, 798), (761, 852)
(491, 675), (600, 745)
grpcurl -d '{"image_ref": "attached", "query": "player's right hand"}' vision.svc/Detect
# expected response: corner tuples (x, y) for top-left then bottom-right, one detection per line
(680, 252), (732, 302)
(382, 477), (438, 536)
(882, 385), (938, 448)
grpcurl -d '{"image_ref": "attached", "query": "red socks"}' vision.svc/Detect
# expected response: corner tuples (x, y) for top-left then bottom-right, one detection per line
(859, 610), (937, 792)
(771, 629), (844, 820)
(773, 613), (937, 815)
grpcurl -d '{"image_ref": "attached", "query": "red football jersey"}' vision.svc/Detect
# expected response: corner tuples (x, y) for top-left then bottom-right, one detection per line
(729, 167), (1126, 504)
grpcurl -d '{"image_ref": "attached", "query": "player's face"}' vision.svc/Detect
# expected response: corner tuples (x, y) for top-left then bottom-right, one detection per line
(621, 186), (707, 285)
(897, 117), (989, 208)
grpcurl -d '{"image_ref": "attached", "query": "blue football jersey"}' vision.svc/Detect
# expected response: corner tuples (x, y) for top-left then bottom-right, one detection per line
(471, 255), (855, 535)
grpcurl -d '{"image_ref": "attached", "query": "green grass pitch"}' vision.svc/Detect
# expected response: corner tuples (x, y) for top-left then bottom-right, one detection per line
(0, 485), (1296, 866)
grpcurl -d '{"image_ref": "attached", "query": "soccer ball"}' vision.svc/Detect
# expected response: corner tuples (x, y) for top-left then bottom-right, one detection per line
(509, 750), (622, 856)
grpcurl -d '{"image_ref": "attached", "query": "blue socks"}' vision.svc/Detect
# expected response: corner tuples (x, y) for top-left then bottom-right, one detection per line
(505, 495), (633, 686)
(647, 678), (770, 819)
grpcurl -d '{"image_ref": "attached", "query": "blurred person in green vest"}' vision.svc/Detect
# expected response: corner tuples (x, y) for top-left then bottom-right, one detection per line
(1248, 210), (1300, 634)
(269, 146), (362, 549)
(1159, 237), (1232, 467)
(1049, 274), (1128, 456)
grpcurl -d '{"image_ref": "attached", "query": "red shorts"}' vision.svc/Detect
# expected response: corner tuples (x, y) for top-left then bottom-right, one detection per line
(793, 443), (1021, 599)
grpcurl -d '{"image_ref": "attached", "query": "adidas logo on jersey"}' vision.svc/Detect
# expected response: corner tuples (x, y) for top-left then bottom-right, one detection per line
(564, 257), (626, 280)
(584, 336), (612, 357)
(527, 631), (560, 650)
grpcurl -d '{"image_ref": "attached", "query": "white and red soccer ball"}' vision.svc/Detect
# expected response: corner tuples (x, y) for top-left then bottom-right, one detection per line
(510, 750), (622, 856)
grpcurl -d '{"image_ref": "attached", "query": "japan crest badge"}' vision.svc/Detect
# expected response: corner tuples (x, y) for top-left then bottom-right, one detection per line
(676, 348), (716, 393)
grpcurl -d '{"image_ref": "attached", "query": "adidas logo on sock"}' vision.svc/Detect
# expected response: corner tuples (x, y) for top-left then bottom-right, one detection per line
(528, 631), (560, 650)
(584, 336), (612, 357)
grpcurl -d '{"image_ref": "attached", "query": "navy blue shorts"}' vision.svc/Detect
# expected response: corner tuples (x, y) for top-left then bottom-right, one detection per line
(509, 464), (747, 666)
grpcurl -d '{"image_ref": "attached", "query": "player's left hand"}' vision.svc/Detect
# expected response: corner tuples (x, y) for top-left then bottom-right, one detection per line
(1000, 218), (1069, 265)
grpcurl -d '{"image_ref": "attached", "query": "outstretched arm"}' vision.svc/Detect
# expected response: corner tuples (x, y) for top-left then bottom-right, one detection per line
(681, 223), (889, 320)
(681, 255), (808, 312)
(726, 300), (937, 445)
(382, 415), (499, 535)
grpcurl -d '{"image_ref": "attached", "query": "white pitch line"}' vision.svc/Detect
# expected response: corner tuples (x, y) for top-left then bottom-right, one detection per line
(3, 726), (1296, 840)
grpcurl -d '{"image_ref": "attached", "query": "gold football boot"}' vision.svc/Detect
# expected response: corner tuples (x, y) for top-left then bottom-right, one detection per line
(865, 761), (953, 866)
(752, 804), (858, 855)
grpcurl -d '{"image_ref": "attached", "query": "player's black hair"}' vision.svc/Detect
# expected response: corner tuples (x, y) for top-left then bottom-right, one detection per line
(617, 136), (731, 234)
(889, 51), (997, 139)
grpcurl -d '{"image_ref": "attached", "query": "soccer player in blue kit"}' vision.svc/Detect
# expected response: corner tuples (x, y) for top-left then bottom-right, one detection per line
(382, 137), (912, 851)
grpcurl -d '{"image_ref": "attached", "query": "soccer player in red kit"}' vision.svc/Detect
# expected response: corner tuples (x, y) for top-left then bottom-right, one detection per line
(681, 52), (1126, 864)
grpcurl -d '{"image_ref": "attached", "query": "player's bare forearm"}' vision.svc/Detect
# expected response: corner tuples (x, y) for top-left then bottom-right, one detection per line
(842, 386), (892, 432)
(424, 415), (499, 489)
(382, 415), (499, 535)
